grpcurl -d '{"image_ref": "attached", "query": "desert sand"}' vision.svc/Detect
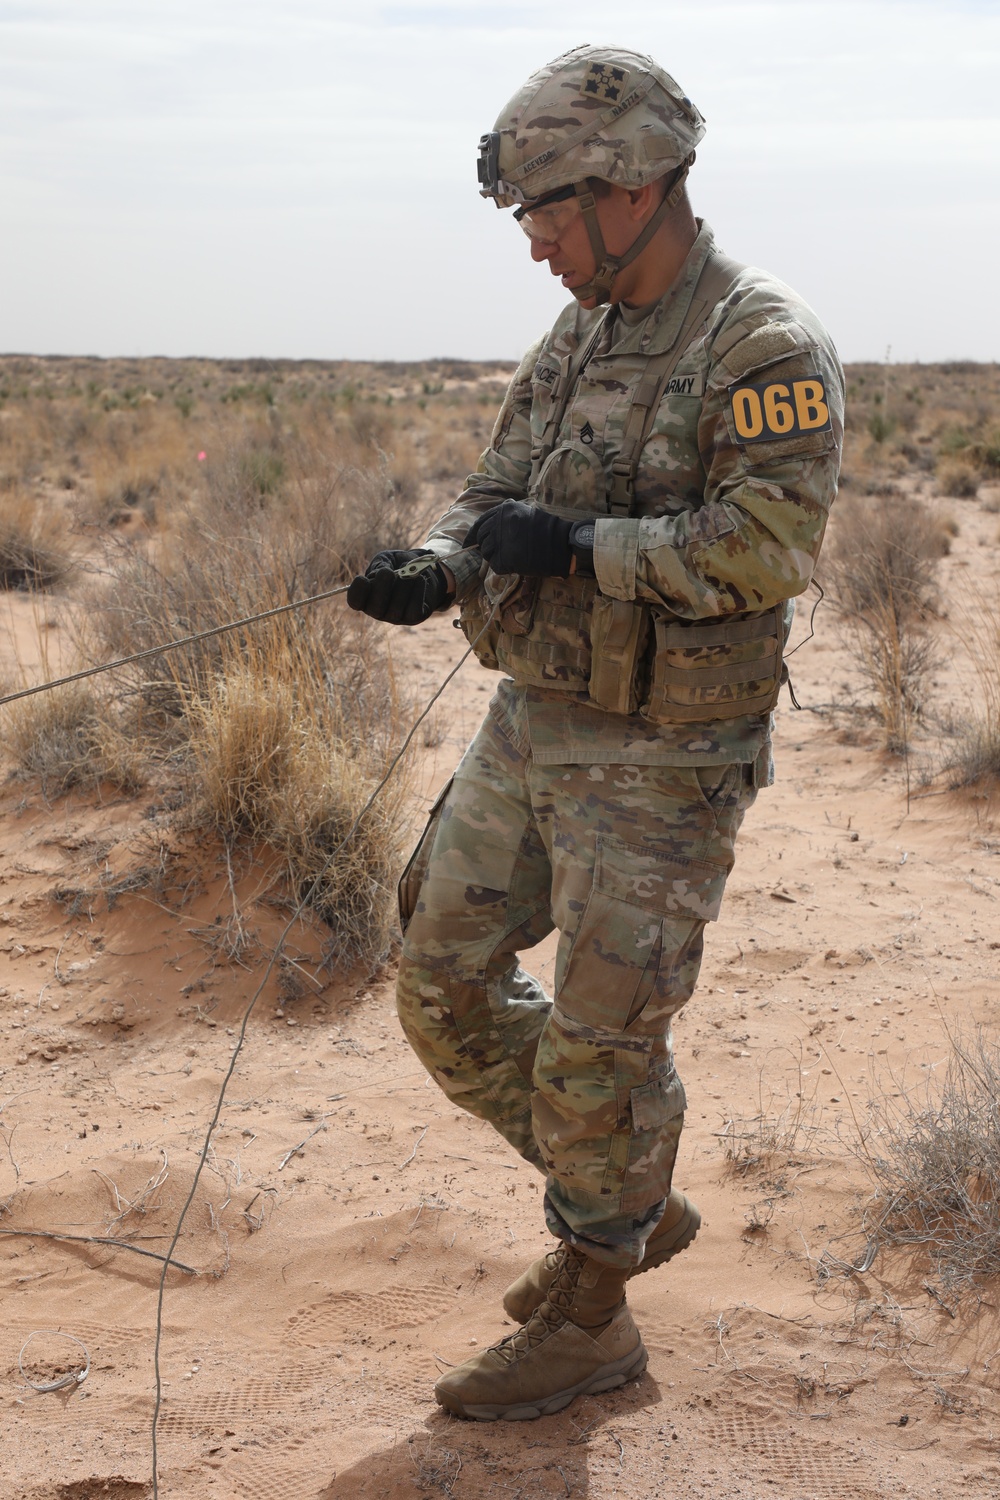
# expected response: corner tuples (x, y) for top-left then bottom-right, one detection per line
(1, 363), (999, 1500)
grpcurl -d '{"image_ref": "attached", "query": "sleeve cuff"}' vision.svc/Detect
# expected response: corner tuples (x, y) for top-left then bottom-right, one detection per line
(422, 540), (484, 601)
(592, 519), (641, 601)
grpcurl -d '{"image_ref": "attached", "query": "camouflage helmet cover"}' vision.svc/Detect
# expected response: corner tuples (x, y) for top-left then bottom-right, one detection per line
(479, 44), (706, 208)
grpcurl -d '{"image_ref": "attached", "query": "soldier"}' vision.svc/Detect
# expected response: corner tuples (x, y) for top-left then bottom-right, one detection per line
(348, 43), (843, 1421)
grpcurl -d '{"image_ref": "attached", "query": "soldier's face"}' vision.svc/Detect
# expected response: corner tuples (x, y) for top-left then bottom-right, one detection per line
(527, 185), (642, 307)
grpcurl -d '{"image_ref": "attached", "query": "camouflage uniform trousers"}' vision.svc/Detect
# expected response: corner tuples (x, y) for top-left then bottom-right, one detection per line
(397, 709), (756, 1269)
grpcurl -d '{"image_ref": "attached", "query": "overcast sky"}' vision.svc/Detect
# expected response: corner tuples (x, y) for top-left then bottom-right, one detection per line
(2, 1), (998, 364)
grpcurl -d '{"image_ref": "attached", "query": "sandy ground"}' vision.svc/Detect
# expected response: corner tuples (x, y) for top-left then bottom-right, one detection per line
(1, 485), (999, 1500)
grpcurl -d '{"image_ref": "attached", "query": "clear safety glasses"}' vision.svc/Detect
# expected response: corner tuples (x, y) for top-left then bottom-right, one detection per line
(513, 185), (582, 244)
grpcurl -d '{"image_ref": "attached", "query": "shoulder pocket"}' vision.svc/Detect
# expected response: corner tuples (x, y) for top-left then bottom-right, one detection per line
(720, 356), (838, 466)
(711, 319), (811, 384)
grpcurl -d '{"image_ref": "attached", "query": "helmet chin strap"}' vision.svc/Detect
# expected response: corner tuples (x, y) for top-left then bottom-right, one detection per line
(569, 156), (694, 306)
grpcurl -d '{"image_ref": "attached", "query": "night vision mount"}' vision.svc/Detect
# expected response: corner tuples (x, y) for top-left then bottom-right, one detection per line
(477, 131), (501, 199)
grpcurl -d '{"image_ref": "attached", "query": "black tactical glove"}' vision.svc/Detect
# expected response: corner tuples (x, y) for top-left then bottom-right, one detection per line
(464, 501), (596, 578)
(346, 549), (451, 625)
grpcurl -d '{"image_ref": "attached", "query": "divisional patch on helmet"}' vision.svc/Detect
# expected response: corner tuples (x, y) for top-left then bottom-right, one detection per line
(583, 62), (630, 103)
(730, 376), (831, 443)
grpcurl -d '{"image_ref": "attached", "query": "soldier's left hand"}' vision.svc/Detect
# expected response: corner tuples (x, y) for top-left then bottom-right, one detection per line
(464, 500), (596, 577)
(346, 549), (451, 625)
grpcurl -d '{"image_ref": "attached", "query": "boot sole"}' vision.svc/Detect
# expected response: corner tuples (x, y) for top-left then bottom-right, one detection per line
(502, 1194), (701, 1323)
(434, 1340), (648, 1422)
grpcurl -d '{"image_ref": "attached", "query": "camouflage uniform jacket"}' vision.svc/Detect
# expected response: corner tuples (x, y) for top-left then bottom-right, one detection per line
(422, 221), (844, 767)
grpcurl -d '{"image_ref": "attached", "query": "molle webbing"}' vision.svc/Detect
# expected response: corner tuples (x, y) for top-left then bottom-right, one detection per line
(643, 606), (786, 722)
(495, 576), (599, 688)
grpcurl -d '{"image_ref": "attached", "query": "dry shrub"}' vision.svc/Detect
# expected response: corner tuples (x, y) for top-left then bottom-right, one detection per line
(856, 1031), (1000, 1291)
(1, 681), (98, 793)
(0, 492), (74, 589)
(972, 433), (1000, 475)
(77, 449), (415, 967)
(0, 681), (142, 795)
(273, 439), (423, 565)
(75, 402), (196, 528)
(720, 1104), (816, 1178)
(719, 1056), (825, 1179)
(821, 492), (943, 752)
(944, 592), (1000, 788)
(0, 358), (484, 967)
(83, 450), (405, 717)
(936, 457), (982, 499)
(188, 637), (409, 967)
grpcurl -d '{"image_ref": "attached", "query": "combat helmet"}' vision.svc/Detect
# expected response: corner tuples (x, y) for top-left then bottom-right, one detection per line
(478, 45), (705, 305)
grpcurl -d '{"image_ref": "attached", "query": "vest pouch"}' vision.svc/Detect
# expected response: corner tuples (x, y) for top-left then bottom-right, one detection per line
(642, 605), (785, 723)
(471, 444), (606, 693)
(588, 596), (651, 715)
(494, 573), (598, 690)
(458, 569), (523, 670)
(500, 577), (540, 637)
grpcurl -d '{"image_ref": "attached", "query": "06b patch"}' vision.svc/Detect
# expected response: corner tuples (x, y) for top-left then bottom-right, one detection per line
(730, 376), (831, 443)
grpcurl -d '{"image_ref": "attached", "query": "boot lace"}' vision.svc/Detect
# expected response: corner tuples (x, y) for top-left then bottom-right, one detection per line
(492, 1244), (585, 1365)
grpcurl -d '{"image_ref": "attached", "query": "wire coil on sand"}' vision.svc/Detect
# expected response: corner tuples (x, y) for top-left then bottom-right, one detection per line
(19, 1329), (91, 1392)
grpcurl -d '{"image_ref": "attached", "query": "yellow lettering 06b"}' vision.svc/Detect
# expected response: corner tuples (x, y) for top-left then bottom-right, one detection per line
(730, 373), (831, 442)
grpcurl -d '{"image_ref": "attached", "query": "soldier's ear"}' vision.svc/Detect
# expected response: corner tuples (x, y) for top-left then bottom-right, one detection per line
(626, 183), (658, 222)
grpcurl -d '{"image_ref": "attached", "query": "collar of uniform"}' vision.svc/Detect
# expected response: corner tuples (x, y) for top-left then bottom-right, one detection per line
(629, 219), (716, 356)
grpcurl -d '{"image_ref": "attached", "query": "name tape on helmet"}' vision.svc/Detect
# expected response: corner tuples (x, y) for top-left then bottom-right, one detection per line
(517, 88), (647, 180)
(730, 376), (831, 443)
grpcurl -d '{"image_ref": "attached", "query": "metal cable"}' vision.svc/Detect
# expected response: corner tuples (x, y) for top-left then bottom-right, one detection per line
(19, 1330), (91, 1393)
(0, 582), (351, 710)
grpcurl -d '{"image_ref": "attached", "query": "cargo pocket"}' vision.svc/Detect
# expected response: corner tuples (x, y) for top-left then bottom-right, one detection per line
(619, 1068), (687, 1213)
(397, 777), (454, 934)
(555, 835), (729, 1038)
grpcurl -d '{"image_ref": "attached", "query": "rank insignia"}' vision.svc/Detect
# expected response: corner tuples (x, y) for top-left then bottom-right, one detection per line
(580, 420), (595, 445)
(583, 62), (630, 103)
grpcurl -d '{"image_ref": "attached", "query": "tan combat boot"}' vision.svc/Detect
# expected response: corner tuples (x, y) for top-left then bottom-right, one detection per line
(434, 1243), (646, 1421)
(502, 1188), (700, 1324)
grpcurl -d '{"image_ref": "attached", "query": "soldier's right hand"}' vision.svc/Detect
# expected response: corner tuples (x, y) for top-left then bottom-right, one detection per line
(346, 549), (451, 626)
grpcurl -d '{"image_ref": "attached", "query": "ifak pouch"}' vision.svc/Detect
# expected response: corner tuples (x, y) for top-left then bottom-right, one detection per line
(587, 595), (651, 715)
